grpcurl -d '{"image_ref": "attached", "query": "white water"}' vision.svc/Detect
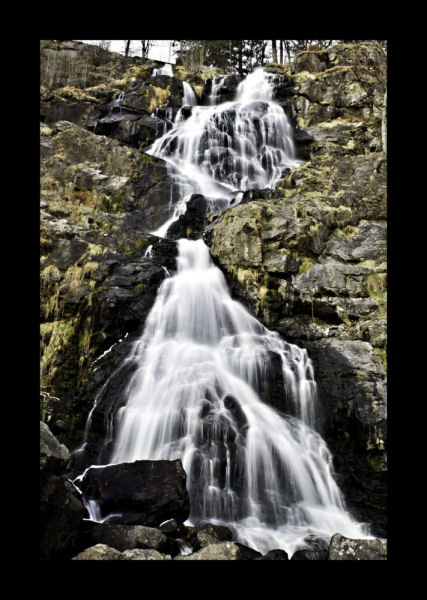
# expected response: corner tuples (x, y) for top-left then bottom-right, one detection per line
(182, 81), (197, 106)
(147, 67), (302, 238)
(152, 63), (174, 77)
(80, 67), (371, 556)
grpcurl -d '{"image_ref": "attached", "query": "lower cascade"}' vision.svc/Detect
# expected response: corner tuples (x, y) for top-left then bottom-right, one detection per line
(76, 67), (372, 557)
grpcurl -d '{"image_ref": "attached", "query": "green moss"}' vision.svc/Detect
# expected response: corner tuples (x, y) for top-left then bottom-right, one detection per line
(366, 272), (387, 316)
(134, 282), (147, 294)
(141, 153), (154, 162)
(298, 256), (315, 275)
(375, 347), (387, 369)
(136, 68), (150, 80)
(102, 193), (124, 214)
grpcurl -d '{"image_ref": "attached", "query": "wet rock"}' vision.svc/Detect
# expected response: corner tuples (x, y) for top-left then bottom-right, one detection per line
(328, 533), (387, 560)
(78, 460), (190, 527)
(166, 194), (209, 240)
(256, 549), (289, 560)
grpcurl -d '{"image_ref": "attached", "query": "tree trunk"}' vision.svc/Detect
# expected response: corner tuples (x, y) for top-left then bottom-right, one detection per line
(279, 40), (283, 64)
(238, 40), (243, 76)
(125, 40), (130, 58)
(272, 40), (277, 63)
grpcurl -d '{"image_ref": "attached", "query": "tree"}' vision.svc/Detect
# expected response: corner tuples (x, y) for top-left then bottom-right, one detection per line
(141, 40), (153, 59)
(271, 40), (277, 63)
(124, 40), (131, 58)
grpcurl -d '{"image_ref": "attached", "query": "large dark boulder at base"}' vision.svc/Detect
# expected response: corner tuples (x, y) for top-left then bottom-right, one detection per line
(255, 549), (289, 560)
(328, 533), (387, 560)
(40, 421), (86, 560)
(78, 459), (190, 526)
(291, 548), (328, 560)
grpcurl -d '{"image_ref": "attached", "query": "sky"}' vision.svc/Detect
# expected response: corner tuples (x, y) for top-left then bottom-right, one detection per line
(78, 40), (177, 63)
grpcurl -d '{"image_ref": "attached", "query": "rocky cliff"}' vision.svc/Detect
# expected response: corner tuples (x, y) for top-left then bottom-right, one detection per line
(40, 40), (387, 541)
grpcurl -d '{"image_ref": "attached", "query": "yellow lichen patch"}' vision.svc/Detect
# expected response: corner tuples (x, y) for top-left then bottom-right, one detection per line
(40, 319), (77, 386)
(57, 85), (95, 102)
(193, 85), (205, 98)
(366, 272), (387, 316)
(40, 125), (53, 136)
(41, 264), (61, 286)
(298, 256), (315, 275)
(147, 86), (170, 113)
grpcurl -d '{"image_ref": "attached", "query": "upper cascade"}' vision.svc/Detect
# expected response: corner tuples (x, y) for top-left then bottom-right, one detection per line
(147, 67), (302, 237)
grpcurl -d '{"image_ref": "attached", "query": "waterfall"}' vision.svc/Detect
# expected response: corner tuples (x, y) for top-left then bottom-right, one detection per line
(78, 67), (371, 556)
(152, 63), (174, 77)
(147, 68), (301, 238)
(182, 81), (197, 106)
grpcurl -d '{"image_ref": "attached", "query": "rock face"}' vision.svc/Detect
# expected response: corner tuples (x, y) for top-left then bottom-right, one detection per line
(40, 118), (178, 456)
(328, 533), (387, 560)
(205, 42), (387, 535)
(78, 460), (190, 527)
(40, 421), (86, 560)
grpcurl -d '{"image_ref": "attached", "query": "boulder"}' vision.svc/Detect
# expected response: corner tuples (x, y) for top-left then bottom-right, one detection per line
(78, 460), (190, 526)
(328, 533), (387, 560)
(83, 523), (170, 553)
(40, 420), (70, 476)
(121, 549), (172, 560)
(72, 544), (124, 560)
(174, 542), (244, 560)
(40, 421), (86, 560)
(256, 549), (289, 560)
(183, 523), (233, 551)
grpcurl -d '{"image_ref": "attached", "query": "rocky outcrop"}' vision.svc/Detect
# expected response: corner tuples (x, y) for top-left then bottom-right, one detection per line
(40, 422), (86, 559)
(78, 460), (190, 527)
(205, 42), (387, 535)
(328, 533), (387, 560)
(40, 119), (178, 453)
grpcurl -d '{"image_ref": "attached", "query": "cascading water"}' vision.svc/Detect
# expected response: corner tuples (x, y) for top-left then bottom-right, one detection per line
(77, 67), (372, 556)
(147, 68), (301, 238)
(152, 63), (174, 77)
(182, 81), (197, 106)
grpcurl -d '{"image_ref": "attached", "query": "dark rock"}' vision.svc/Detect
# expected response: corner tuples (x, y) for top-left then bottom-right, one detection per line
(166, 194), (209, 240)
(256, 549), (289, 560)
(233, 543), (263, 560)
(291, 549), (328, 560)
(40, 422), (86, 560)
(78, 460), (190, 527)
